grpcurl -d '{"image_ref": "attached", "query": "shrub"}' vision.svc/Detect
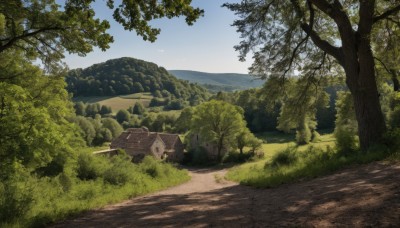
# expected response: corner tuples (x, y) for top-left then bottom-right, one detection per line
(0, 175), (36, 223)
(76, 152), (109, 180)
(139, 156), (166, 178)
(383, 128), (400, 152)
(102, 154), (135, 185)
(295, 124), (312, 145)
(268, 146), (298, 168)
(334, 126), (358, 154)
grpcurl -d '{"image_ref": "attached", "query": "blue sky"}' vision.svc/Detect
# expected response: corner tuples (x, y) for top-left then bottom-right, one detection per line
(63, 0), (252, 74)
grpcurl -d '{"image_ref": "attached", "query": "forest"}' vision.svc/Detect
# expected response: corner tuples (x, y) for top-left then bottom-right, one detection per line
(66, 57), (210, 106)
(1, 0), (400, 227)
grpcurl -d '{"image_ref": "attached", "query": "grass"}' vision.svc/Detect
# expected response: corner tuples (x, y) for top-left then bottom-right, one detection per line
(226, 131), (391, 188)
(0, 154), (190, 227)
(74, 93), (154, 113)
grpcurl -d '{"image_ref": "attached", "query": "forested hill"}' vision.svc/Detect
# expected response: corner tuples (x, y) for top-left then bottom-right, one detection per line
(66, 57), (210, 101)
(169, 70), (264, 91)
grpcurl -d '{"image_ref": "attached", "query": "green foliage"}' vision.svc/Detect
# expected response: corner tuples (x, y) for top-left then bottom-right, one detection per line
(269, 146), (298, 168)
(224, 0), (393, 150)
(76, 152), (107, 180)
(0, 1), (201, 226)
(0, 52), (80, 176)
(190, 100), (248, 161)
(116, 109), (131, 124)
(66, 58), (210, 105)
(0, 154), (190, 227)
(273, 77), (328, 145)
(0, 0), (202, 68)
(383, 128), (400, 152)
(100, 105), (112, 116)
(334, 91), (359, 153)
(0, 172), (35, 223)
(227, 145), (389, 188)
(132, 102), (146, 115)
(174, 107), (194, 133)
(102, 118), (124, 138)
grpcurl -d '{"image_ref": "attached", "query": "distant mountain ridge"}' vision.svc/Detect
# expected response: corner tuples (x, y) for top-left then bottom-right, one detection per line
(169, 70), (264, 91)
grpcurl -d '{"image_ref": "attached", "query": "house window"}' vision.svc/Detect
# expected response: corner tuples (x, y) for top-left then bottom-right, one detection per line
(156, 147), (159, 153)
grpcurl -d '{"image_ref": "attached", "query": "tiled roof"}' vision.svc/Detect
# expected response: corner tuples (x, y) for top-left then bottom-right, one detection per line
(111, 128), (180, 154)
(158, 134), (180, 150)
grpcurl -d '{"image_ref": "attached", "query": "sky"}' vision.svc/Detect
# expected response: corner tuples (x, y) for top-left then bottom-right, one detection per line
(63, 0), (252, 74)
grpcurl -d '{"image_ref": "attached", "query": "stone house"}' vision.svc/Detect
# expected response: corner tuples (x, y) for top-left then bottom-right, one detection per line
(189, 133), (228, 160)
(110, 127), (184, 162)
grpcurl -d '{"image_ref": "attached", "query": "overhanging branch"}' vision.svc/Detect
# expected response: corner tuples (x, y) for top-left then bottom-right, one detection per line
(373, 4), (400, 23)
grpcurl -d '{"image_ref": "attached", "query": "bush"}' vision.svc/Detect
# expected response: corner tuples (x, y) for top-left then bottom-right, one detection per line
(139, 156), (166, 178)
(103, 155), (136, 185)
(223, 150), (264, 163)
(0, 175), (36, 223)
(76, 152), (109, 180)
(268, 146), (298, 168)
(383, 128), (400, 152)
(334, 126), (358, 154)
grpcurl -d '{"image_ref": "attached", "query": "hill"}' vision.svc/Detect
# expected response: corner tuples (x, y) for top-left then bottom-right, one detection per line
(73, 92), (154, 113)
(169, 70), (264, 92)
(66, 57), (210, 106)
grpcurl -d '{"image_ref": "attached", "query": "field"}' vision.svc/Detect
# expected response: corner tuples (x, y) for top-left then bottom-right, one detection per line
(257, 131), (336, 159)
(73, 93), (153, 113)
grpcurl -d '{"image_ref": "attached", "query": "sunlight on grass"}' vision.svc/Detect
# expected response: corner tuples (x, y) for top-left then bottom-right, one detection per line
(74, 93), (154, 113)
(225, 132), (386, 188)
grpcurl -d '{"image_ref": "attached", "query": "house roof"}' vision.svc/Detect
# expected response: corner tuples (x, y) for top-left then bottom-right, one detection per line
(111, 128), (180, 154)
(158, 133), (180, 150)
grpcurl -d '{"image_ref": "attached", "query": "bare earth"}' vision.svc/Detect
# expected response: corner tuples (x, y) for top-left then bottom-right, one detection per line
(52, 162), (400, 227)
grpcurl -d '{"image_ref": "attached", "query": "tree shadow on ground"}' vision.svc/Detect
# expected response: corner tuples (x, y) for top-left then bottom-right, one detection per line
(51, 162), (400, 227)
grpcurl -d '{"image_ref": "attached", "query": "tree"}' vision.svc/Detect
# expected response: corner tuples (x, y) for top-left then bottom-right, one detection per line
(73, 116), (96, 146)
(74, 102), (86, 116)
(174, 107), (194, 133)
(116, 109), (130, 124)
(0, 51), (81, 177)
(132, 102), (145, 115)
(100, 105), (112, 116)
(191, 100), (247, 161)
(224, 1), (400, 150)
(102, 118), (123, 138)
(236, 128), (255, 155)
(334, 91), (358, 153)
(275, 77), (328, 145)
(0, 0), (203, 70)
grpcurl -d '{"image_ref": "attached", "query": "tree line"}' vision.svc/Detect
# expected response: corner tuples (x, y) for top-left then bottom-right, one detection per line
(66, 57), (210, 106)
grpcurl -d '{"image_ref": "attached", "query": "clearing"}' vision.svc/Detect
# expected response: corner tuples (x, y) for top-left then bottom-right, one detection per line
(51, 162), (400, 227)
(73, 92), (154, 113)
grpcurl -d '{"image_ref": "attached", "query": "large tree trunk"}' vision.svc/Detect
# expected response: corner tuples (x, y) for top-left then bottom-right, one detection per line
(344, 42), (387, 150)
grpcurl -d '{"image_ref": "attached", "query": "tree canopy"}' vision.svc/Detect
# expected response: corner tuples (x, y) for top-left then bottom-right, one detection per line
(0, 0), (203, 70)
(66, 57), (210, 105)
(224, 0), (400, 150)
(191, 100), (247, 161)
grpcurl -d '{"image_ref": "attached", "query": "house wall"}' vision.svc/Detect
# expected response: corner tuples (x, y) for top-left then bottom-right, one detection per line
(166, 140), (184, 162)
(190, 134), (225, 160)
(150, 138), (166, 159)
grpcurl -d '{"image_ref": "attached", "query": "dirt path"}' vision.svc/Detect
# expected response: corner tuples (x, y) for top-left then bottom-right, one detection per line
(52, 162), (400, 227)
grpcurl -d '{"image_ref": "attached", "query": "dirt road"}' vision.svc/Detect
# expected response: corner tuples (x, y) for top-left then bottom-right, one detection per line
(52, 162), (400, 227)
